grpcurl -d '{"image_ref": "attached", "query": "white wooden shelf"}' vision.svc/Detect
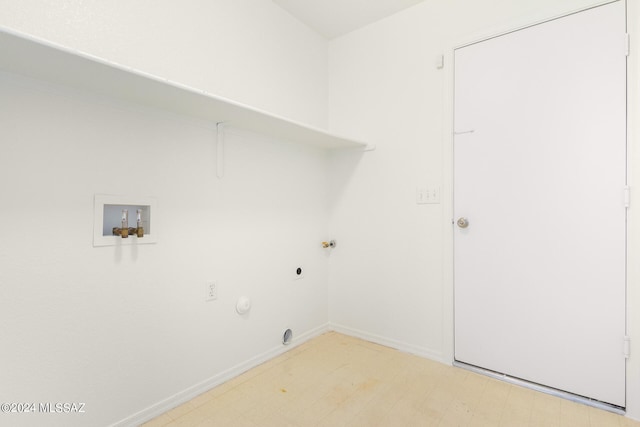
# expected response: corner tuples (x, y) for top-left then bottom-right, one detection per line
(0, 26), (369, 150)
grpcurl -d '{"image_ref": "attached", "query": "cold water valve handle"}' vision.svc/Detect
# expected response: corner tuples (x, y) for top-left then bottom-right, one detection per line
(136, 209), (144, 238)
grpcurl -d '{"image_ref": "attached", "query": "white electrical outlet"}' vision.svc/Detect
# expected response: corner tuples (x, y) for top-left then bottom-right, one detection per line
(206, 282), (217, 301)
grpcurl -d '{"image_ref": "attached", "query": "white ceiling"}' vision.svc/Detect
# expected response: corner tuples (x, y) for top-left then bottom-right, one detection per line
(272, 0), (426, 39)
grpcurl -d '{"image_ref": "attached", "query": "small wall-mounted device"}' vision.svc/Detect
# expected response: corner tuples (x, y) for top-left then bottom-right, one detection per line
(321, 240), (337, 249)
(93, 195), (157, 247)
(111, 208), (145, 238)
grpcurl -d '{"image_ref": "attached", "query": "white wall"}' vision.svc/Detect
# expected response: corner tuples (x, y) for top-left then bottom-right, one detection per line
(0, 73), (331, 427)
(328, 0), (640, 419)
(0, 1), (331, 426)
(0, 0), (329, 128)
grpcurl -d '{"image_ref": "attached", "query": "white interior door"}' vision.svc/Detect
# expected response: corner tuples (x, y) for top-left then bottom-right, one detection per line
(454, 2), (627, 407)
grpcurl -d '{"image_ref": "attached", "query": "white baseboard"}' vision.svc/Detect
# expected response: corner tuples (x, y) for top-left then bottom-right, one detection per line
(328, 322), (447, 364)
(111, 323), (330, 427)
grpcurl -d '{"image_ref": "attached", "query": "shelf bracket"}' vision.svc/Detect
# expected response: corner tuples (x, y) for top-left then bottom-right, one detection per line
(216, 122), (225, 179)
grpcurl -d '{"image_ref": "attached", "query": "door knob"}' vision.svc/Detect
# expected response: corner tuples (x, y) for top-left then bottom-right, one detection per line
(457, 217), (469, 229)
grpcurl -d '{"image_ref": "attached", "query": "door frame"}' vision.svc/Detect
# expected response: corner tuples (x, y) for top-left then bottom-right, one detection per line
(440, 0), (639, 417)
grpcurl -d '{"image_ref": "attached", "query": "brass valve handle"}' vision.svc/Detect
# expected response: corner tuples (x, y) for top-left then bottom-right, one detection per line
(112, 227), (143, 238)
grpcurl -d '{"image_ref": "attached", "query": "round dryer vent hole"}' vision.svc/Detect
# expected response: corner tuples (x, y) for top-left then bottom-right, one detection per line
(282, 328), (293, 345)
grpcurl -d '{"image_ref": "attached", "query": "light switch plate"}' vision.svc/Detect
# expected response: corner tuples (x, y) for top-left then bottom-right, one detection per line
(416, 187), (441, 204)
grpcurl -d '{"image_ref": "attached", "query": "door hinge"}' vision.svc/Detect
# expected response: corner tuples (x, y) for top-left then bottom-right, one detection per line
(624, 186), (630, 208)
(624, 336), (631, 359)
(625, 33), (630, 57)
(216, 122), (225, 179)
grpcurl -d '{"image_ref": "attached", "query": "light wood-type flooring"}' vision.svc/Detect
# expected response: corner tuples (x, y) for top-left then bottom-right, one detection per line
(143, 332), (640, 426)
